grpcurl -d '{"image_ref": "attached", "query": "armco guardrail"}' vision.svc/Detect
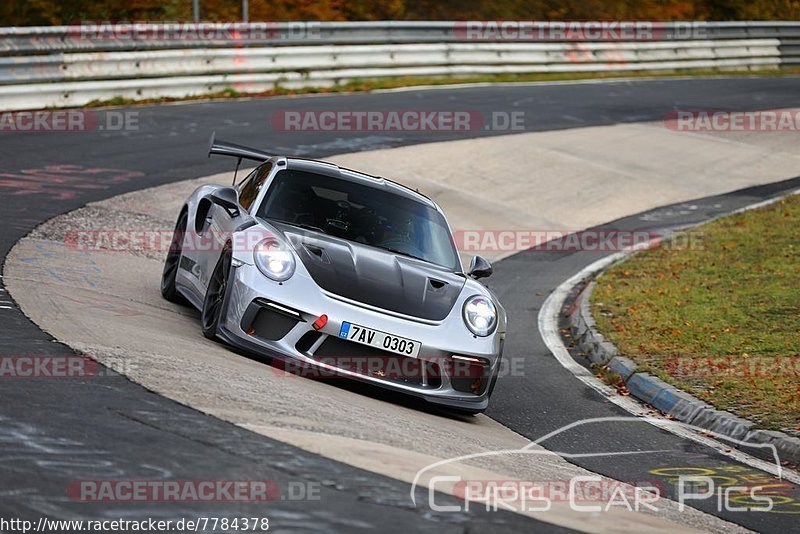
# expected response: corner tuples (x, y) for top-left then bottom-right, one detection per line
(0, 21), (798, 111)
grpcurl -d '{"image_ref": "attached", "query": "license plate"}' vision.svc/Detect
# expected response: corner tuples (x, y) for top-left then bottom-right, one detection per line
(338, 322), (420, 358)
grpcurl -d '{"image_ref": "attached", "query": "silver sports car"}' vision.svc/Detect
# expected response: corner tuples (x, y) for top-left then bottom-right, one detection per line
(161, 134), (506, 413)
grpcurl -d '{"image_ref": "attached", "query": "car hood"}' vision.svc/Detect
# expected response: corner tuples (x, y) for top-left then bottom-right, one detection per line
(271, 222), (466, 321)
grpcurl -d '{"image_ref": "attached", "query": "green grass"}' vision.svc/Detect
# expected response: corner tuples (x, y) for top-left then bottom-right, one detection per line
(591, 194), (800, 435)
(80, 67), (800, 108)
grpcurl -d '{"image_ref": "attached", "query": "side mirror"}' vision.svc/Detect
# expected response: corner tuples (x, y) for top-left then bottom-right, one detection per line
(208, 187), (241, 218)
(468, 255), (492, 279)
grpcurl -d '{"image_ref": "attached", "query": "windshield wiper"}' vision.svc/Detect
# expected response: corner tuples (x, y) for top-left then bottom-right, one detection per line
(267, 218), (325, 234)
(383, 247), (427, 262)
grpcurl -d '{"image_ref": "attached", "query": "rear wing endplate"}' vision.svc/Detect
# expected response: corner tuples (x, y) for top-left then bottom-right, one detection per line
(207, 131), (271, 163)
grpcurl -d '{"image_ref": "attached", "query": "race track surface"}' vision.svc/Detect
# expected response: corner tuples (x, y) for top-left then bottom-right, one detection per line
(2, 77), (800, 531)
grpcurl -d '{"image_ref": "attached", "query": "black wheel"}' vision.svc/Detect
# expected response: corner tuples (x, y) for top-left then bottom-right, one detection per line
(201, 245), (232, 340)
(161, 210), (188, 304)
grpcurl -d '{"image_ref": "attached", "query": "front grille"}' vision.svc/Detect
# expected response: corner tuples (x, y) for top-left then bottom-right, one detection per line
(449, 357), (490, 395)
(250, 308), (298, 340)
(295, 331), (322, 354)
(311, 336), (441, 389)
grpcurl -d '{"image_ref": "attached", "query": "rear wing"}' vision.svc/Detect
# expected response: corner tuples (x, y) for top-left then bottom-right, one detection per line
(207, 131), (271, 163)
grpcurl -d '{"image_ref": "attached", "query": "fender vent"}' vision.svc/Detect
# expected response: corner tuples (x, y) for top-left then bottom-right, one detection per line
(303, 244), (331, 264)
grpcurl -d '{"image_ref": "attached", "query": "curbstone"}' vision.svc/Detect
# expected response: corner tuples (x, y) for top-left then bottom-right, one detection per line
(690, 409), (755, 443)
(597, 341), (618, 360)
(579, 282), (597, 330)
(607, 356), (637, 381)
(566, 274), (800, 469)
(665, 395), (712, 423)
(626, 372), (667, 406)
(743, 430), (800, 466)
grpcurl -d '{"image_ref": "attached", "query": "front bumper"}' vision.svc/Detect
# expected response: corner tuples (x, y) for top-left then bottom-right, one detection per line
(219, 262), (504, 411)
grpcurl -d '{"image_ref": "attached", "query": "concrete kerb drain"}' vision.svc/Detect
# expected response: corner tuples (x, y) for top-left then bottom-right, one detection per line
(561, 215), (800, 468)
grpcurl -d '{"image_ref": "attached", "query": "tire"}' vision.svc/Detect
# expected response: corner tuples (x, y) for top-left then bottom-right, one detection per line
(201, 244), (232, 340)
(161, 210), (188, 304)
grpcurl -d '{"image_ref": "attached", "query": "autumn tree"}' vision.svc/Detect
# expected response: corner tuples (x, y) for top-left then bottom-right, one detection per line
(1, 0), (798, 26)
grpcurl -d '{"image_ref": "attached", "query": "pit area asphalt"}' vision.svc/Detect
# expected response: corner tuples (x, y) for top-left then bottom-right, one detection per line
(2, 76), (800, 531)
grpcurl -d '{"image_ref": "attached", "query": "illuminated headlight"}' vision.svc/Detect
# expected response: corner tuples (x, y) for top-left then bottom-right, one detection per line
(462, 295), (497, 337)
(254, 238), (295, 281)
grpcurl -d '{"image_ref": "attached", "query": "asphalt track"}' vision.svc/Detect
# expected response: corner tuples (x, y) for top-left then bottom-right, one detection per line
(2, 77), (800, 531)
(487, 176), (800, 532)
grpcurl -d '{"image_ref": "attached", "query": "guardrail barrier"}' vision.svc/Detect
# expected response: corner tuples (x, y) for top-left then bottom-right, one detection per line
(0, 21), (798, 111)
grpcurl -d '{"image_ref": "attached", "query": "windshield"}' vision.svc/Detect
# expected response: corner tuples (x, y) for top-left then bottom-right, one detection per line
(257, 169), (460, 271)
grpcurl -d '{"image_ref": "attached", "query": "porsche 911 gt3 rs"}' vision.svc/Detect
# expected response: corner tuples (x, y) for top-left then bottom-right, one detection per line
(161, 134), (506, 413)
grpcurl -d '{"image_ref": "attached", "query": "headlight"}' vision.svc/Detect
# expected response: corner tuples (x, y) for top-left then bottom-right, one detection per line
(254, 238), (295, 281)
(462, 295), (497, 337)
